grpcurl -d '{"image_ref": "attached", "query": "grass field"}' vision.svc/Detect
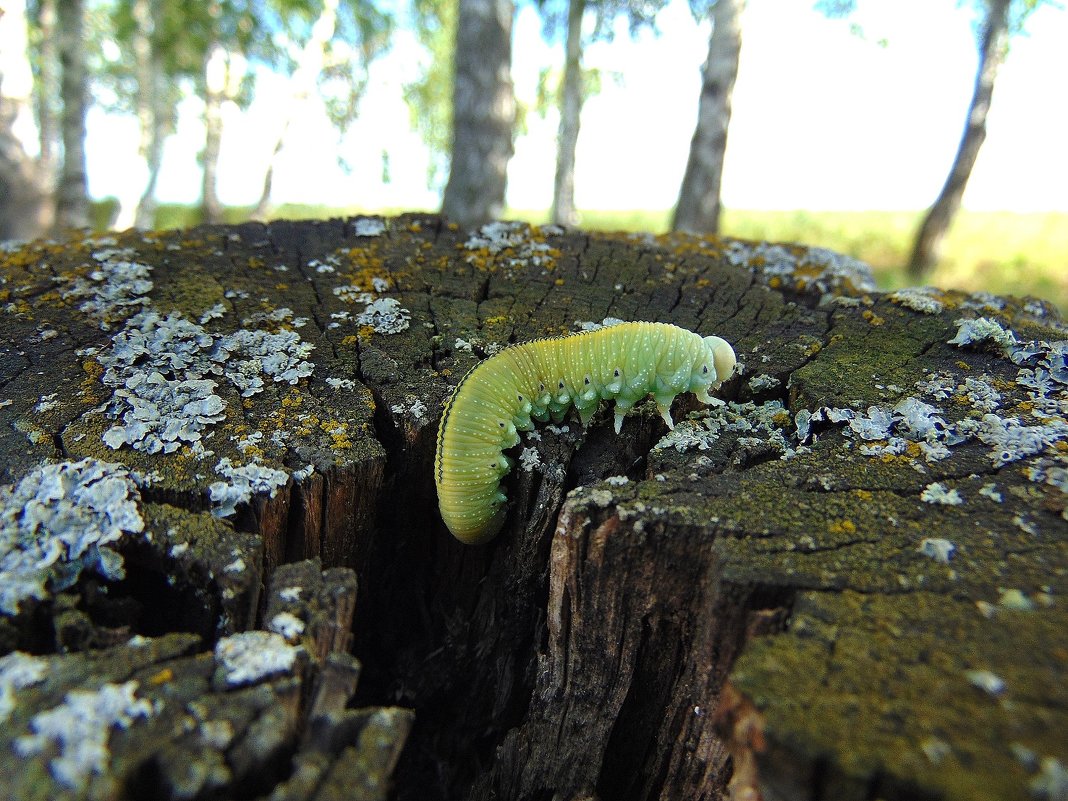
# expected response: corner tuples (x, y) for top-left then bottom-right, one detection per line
(133, 203), (1068, 315)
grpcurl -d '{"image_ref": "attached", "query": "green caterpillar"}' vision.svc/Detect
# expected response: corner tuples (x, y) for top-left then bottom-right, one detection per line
(434, 321), (737, 544)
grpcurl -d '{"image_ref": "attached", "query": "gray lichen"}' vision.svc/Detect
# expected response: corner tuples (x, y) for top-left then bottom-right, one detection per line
(61, 248), (153, 328)
(208, 458), (290, 518)
(14, 680), (155, 789)
(888, 286), (946, 314)
(948, 316), (1018, 354)
(0, 459), (144, 615)
(722, 240), (877, 296)
(464, 221), (556, 268)
(94, 310), (315, 454)
(355, 297), (411, 334)
(0, 651), (49, 722)
(214, 630), (300, 687)
(655, 400), (806, 460)
(353, 217), (386, 237)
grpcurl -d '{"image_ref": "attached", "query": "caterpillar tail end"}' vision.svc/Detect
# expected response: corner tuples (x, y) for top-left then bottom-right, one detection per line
(445, 505), (507, 545)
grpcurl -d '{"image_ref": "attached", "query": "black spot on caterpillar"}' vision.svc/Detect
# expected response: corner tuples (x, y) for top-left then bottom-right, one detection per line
(434, 321), (737, 544)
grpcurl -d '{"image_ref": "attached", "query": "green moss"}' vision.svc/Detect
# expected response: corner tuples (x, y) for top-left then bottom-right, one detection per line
(732, 592), (1068, 801)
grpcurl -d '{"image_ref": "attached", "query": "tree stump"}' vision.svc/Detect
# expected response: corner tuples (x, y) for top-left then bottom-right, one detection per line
(0, 215), (1065, 801)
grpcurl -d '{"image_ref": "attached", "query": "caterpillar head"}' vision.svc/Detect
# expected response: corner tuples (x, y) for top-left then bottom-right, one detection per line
(703, 335), (737, 385)
(691, 335), (737, 402)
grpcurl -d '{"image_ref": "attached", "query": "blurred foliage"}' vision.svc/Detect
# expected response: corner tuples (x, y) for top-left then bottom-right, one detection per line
(402, 0), (456, 191)
(813, 0), (1053, 42)
(78, 0), (392, 164)
(536, 0), (669, 40)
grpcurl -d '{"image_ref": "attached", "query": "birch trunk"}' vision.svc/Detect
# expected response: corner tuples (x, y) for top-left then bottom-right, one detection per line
(134, 93), (167, 230)
(550, 0), (584, 227)
(441, 0), (516, 230)
(907, 0), (1010, 278)
(0, 0), (51, 239)
(251, 0), (340, 221)
(109, 0), (165, 230)
(34, 0), (60, 188)
(55, 0), (90, 230)
(201, 41), (227, 225)
(671, 0), (744, 235)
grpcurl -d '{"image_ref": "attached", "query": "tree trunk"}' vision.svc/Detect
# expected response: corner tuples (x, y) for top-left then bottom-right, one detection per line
(907, 0), (1009, 279)
(251, 0), (340, 222)
(441, 0), (516, 230)
(133, 98), (167, 230)
(201, 42), (227, 225)
(0, 0), (51, 239)
(551, 0), (584, 227)
(1, 215), (1063, 801)
(54, 0), (90, 231)
(109, 0), (163, 231)
(672, 0), (744, 235)
(34, 0), (60, 189)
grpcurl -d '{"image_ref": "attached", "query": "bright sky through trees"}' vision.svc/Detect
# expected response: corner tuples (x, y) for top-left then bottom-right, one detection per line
(84, 0), (1068, 213)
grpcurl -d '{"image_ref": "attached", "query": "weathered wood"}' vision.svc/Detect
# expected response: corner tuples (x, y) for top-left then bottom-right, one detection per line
(0, 216), (1065, 801)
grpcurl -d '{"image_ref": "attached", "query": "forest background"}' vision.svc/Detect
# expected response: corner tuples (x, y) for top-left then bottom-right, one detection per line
(1, 0), (1066, 311)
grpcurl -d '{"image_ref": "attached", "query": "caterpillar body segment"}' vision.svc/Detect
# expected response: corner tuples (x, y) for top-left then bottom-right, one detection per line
(434, 322), (737, 544)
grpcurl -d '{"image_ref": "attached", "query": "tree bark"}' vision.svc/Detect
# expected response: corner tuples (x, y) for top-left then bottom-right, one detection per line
(551, 0), (584, 227)
(672, 0), (744, 235)
(201, 41), (228, 225)
(34, 0), (60, 189)
(54, 0), (90, 231)
(441, 0), (516, 230)
(108, 0), (166, 231)
(0, 0), (51, 239)
(134, 0), (164, 229)
(907, 0), (1010, 279)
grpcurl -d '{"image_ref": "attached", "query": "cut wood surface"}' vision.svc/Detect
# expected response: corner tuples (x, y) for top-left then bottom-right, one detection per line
(0, 215), (1065, 801)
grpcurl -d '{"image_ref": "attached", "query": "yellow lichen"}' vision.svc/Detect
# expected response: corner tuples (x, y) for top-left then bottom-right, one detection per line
(828, 519), (857, 535)
(147, 668), (174, 685)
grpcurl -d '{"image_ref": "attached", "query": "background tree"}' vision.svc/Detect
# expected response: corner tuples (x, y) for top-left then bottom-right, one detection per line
(550, 0), (584, 226)
(906, 0), (1013, 278)
(193, 0), (392, 224)
(441, 0), (516, 229)
(0, 0), (52, 239)
(540, 0), (667, 227)
(30, 0), (60, 192)
(54, 0), (90, 229)
(672, 0), (744, 235)
(251, 0), (393, 220)
(101, 0), (181, 229)
(811, 0), (1046, 280)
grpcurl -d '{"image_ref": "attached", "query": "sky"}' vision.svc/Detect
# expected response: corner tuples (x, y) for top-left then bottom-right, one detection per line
(85, 0), (1068, 214)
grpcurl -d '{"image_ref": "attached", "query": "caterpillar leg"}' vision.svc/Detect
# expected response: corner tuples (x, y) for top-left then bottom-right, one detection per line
(655, 399), (675, 429)
(613, 399), (634, 434)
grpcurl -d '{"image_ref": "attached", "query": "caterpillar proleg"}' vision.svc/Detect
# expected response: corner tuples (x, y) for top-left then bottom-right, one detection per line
(434, 321), (737, 544)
